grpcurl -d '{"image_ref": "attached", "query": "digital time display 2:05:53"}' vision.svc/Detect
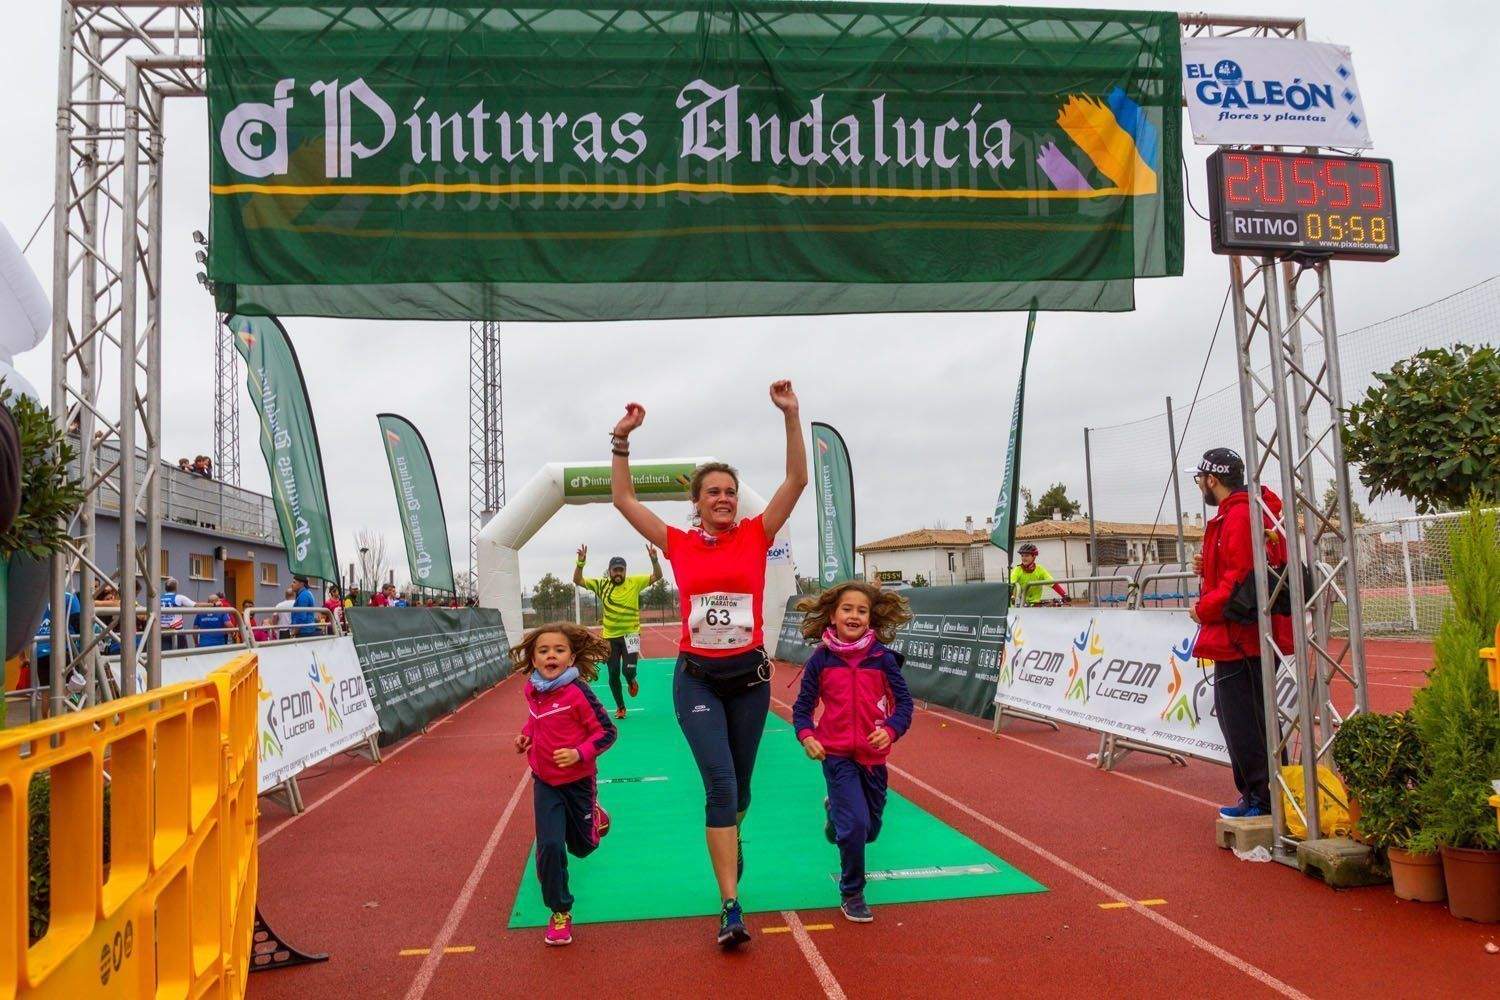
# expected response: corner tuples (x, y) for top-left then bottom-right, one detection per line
(1208, 150), (1399, 262)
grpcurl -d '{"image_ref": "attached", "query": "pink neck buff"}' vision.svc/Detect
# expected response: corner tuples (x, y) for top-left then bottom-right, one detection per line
(822, 627), (875, 663)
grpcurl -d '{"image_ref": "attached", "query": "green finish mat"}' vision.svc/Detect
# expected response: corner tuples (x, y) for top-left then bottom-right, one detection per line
(508, 659), (1046, 927)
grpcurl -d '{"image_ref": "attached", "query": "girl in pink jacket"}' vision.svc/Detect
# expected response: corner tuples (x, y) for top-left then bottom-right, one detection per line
(792, 582), (913, 924)
(512, 623), (617, 946)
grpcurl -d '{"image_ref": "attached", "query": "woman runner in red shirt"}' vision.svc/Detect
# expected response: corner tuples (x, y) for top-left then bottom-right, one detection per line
(609, 380), (807, 948)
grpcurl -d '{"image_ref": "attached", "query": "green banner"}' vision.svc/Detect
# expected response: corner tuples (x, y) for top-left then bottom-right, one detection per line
(205, 1), (1181, 322)
(776, 583), (1006, 718)
(811, 422), (855, 587)
(377, 414), (456, 593)
(990, 307), (1036, 557)
(347, 606), (512, 744)
(229, 314), (339, 583)
(562, 462), (695, 499)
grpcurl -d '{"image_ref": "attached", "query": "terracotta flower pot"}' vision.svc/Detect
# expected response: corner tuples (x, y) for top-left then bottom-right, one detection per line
(1440, 846), (1500, 923)
(1387, 847), (1445, 903)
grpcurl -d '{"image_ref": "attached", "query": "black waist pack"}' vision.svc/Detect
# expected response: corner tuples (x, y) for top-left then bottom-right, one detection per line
(1223, 564), (1315, 624)
(679, 647), (771, 698)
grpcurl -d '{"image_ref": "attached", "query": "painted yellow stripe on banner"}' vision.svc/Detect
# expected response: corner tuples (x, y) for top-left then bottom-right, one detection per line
(1098, 899), (1166, 910)
(211, 179), (1133, 200)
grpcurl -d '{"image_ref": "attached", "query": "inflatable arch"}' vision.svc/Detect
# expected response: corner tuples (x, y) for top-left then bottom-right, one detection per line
(476, 458), (797, 650)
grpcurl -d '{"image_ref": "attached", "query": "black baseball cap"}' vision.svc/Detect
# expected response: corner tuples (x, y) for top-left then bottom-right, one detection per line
(608, 556), (627, 569)
(1187, 448), (1245, 479)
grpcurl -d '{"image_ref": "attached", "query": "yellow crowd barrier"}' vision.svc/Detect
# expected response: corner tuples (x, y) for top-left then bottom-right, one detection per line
(2, 653), (259, 998)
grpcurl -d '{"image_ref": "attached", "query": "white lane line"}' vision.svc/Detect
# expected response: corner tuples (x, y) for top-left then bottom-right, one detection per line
(404, 769), (531, 1000)
(886, 763), (1312, 1000)
(782, 910), (847, 1000)
(921, 705), (1221, 810)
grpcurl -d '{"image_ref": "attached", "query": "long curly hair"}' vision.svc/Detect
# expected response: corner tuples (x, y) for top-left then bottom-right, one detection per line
(509, 622), (609, 682)
(797, 581), (912, 644)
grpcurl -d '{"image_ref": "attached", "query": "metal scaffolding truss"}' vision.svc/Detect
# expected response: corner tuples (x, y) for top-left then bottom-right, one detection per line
(1184, 14), (1369, 864)
(48, 1), (205, 708)
(469, 320), (506, 592)
(214, 312), (242, 485)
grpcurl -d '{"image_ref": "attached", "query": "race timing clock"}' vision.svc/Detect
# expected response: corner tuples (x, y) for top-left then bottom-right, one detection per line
(1207, 150), (1398, 261)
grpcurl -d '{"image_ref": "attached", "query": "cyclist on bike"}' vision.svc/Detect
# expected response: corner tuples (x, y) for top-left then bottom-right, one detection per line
(1009, 542), (1069, 607)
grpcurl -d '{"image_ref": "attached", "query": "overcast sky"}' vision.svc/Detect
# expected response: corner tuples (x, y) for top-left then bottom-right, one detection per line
(2, 1), (1495, 595)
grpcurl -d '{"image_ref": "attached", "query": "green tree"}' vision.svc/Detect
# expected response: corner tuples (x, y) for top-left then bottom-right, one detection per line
(1343, 345), (1500, 514)
(1024, 483), (1082, 524)
(532, 572), (575, 619)
(1321, 482), (1366, 525)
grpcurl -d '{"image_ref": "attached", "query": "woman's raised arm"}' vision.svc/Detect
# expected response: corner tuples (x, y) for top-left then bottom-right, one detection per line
(609, 403), (670, 550)
(760, 379), (808, 539)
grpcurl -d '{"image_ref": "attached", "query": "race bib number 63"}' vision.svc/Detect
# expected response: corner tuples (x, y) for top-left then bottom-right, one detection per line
(689, 592), (754, 649)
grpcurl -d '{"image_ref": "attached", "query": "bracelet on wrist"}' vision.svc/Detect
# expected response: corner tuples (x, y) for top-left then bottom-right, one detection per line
(612, 448), (629, 457)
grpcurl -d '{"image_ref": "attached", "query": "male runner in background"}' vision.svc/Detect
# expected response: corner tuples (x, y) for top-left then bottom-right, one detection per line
(1009, 542), (1070, 607)
(574, 544), (664, 719)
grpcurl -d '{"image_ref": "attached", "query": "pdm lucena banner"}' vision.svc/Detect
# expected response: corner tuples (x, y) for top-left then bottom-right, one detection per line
(777, 582), (1005, 719)
(229, 314), (339, 583)
(378, 413), (457, 593)
(205, 1), (1182, 321)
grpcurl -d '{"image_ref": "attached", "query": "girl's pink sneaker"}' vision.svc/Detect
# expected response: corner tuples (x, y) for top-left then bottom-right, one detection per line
(544, 912), (573, 946)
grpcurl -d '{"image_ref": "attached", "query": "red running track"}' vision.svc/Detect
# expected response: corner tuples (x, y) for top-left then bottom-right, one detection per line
(248, 635), (1492, 1000)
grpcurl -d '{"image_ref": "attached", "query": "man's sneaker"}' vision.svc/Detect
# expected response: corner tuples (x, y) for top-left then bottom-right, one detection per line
(1219, 799), (1270, 819)
(614, 707), (627, 720)
(595, 803), (611, 841)
(544, 912), (573, 946)
(840, 894), (874, 923)
(823, 797), (837, 844)
(628, 677), (640, 698)
(717, 898), (750, 948)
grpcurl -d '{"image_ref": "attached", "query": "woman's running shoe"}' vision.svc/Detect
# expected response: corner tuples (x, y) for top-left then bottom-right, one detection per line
(717, 898), (750, 948)
(614, 707), (627, 720)
(840, 895), (874, 923)
(595, 803), (611, 841)
(544, 912), (573, 946)
(628, 677), (639, 698)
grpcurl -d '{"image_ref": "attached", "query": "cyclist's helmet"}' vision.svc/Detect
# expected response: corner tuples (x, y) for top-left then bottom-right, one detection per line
(1018, 542), (1039, 556)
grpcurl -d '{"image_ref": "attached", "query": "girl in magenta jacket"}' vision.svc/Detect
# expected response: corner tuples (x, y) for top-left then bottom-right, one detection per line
(512, 623), (617, 946)
(792, 582), (913, 924)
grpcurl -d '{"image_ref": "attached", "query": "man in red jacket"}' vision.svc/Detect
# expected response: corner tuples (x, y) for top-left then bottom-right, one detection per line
(1188, 448), (1292, 819)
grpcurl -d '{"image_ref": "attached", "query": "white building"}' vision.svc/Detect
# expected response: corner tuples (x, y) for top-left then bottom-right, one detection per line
(857, 513), (1204, 589)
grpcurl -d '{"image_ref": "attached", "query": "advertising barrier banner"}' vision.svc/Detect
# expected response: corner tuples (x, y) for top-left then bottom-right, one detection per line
(205, 1), (1181, 321)
(776, 582), (1006, 719)
(164, 637), (380, 793)
(346, 607), (512, 744)
(1182, 37), (1372, 148)
(995, 607), (1297, 764)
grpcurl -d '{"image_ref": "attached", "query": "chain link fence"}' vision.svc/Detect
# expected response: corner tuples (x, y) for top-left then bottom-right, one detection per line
(1084, 276), (1499, 636)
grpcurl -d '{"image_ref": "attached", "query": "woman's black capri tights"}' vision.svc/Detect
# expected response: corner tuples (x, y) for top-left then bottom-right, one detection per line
(673, 655), (771, 827)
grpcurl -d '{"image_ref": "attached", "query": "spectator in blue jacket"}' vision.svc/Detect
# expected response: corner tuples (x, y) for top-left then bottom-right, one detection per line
(290, 575), (320, 637)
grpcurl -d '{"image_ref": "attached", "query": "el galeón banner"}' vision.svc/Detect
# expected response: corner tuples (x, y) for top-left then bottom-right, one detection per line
(206, 1), (1182, 321)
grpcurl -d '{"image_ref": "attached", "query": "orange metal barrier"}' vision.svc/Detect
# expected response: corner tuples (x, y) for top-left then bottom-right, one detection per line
(2, 653), (258, 998)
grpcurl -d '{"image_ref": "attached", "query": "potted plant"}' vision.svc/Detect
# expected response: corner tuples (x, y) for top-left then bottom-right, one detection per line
(0, 384), (86, 671)
(1410, 498), (1500, 922)
(1331, 710), (1439, 900)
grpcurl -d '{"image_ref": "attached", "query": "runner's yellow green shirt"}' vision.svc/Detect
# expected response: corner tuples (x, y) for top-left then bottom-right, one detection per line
(580, 574), (653, 638)
(1010, 564), (1058, 606)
